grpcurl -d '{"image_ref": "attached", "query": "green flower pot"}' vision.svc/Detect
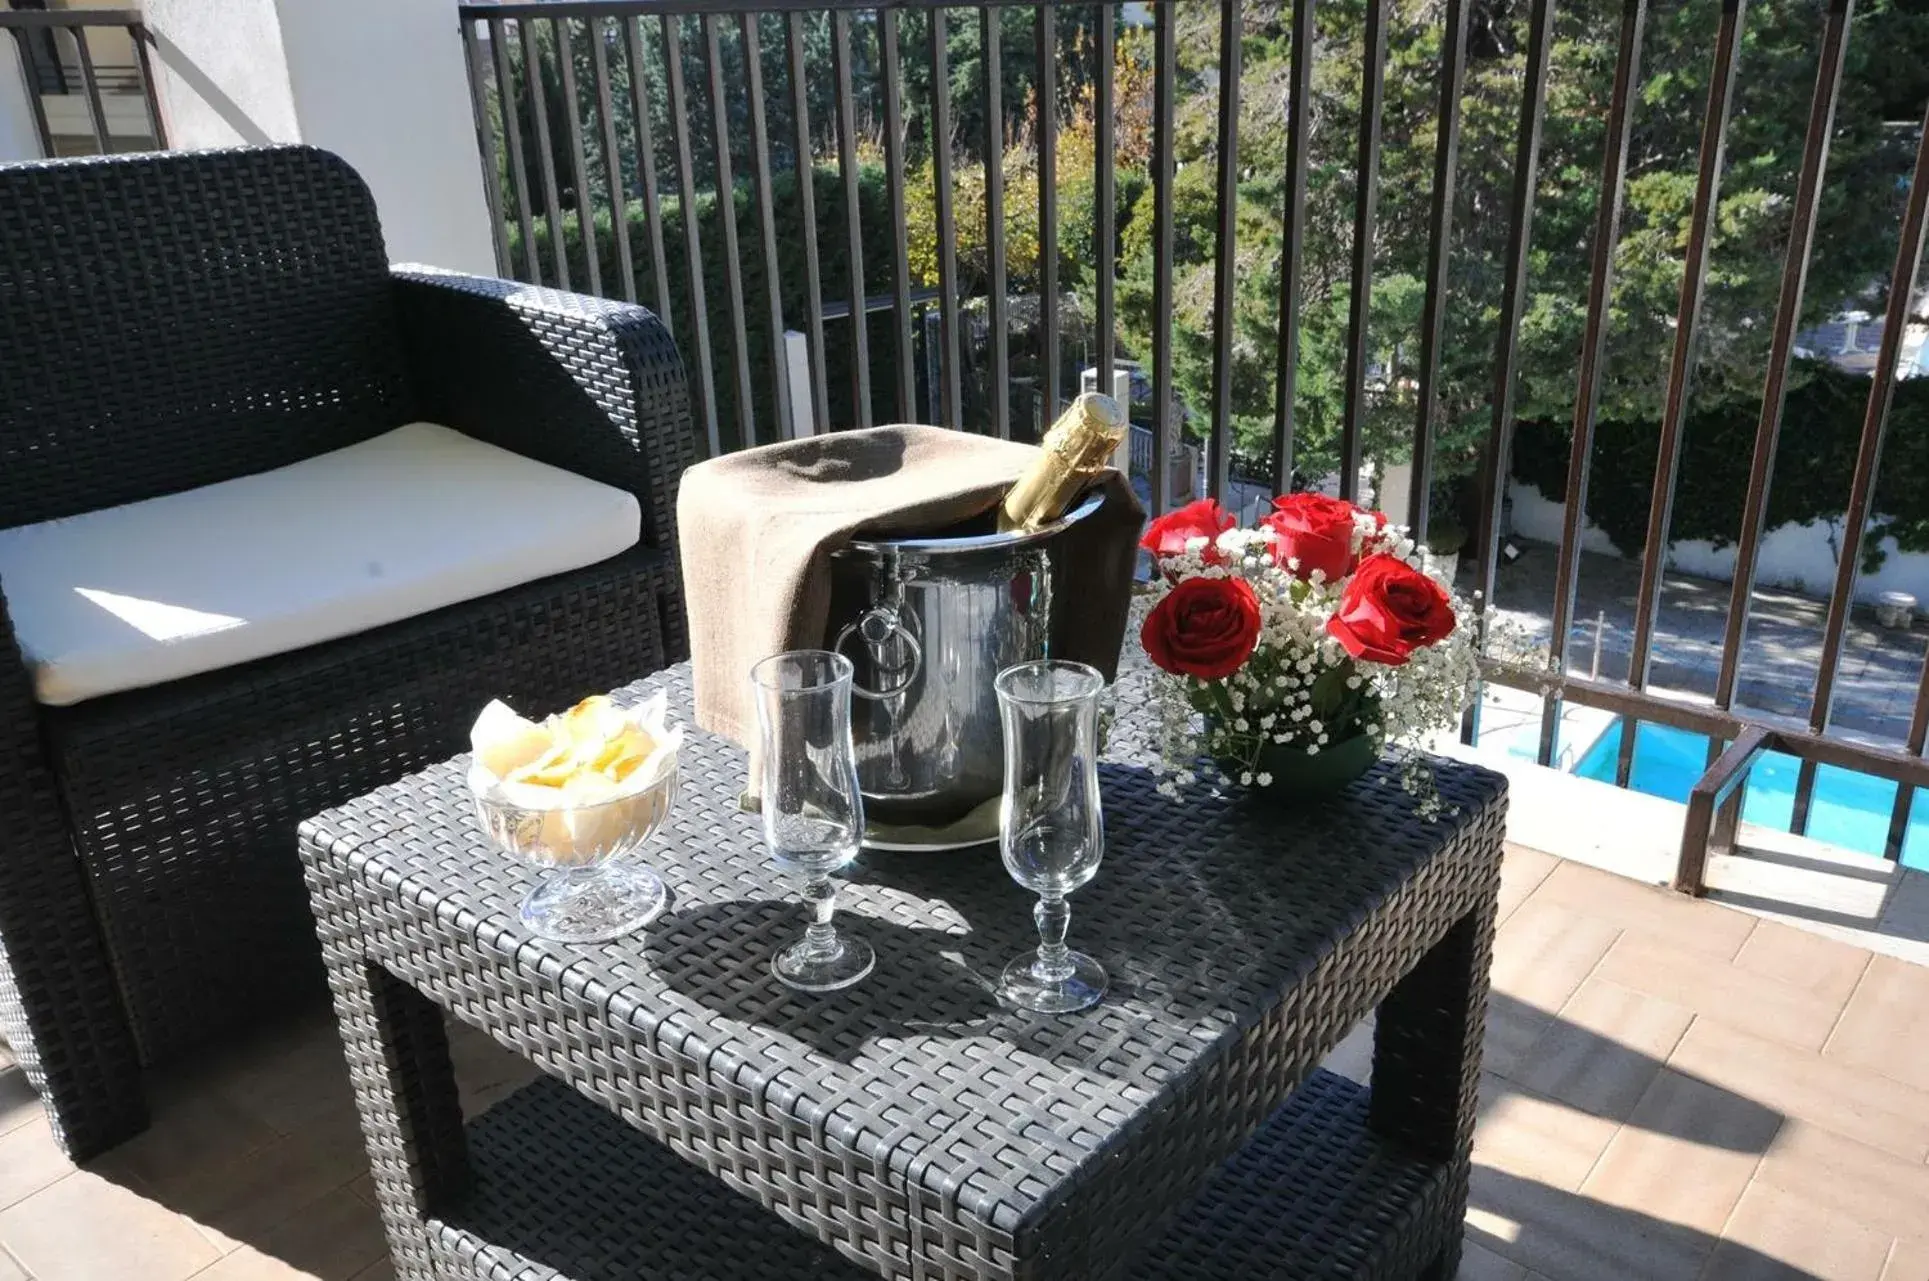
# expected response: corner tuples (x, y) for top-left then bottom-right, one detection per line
(1218, 730), (1380, 801)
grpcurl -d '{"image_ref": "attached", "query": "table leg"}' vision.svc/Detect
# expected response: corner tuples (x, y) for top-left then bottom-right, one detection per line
(1368, 897), (1498, 1278)
(324, 956), (470, 1281)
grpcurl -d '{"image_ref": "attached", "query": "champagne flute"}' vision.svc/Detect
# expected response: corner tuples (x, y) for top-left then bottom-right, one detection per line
(750, 650), (875, 992)
(994, 660), (1107, 1013)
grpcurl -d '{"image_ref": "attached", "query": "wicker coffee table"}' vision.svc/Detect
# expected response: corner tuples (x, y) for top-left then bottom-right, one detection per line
(299, 664), (1505, 1281)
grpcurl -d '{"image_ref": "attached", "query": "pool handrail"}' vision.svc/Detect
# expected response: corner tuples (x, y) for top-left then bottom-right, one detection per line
(1675, 726), (1775, 895)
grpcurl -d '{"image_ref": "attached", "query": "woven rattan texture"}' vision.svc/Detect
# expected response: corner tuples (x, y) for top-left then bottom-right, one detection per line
(0, 147), (411, 531)
(0, 144), (697, 1159)
(303, 664), (1504, 1281)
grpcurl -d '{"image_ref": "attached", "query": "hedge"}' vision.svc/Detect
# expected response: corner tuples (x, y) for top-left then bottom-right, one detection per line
(507, 163), (1113, 447)
(1510, 362), (1929, 573)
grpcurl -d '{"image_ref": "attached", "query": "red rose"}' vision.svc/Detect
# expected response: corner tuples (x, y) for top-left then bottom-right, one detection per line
(1140, 498), (1236, 564)
(1325, 553), (1457, 666)
(1141, 576), (1262, 680)
(1262, 493), (1363, 582)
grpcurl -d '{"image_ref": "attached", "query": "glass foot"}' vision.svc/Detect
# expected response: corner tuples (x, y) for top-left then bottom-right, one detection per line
(999, 949), (1107, 1013)
(520, 863), (666, 943)
(772, 933), (875, 992)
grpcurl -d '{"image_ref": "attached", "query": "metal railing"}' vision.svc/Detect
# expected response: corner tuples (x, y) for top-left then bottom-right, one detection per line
(0, 8), (165, 159)
(456, 0), (1929, 894)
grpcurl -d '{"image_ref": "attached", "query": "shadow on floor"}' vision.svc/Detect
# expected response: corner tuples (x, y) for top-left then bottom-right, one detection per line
(0, 978), (1824, 1281)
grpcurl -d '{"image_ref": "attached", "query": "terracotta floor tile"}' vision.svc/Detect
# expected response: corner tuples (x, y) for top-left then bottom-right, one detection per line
(1514, 978), (1691, 1122)
(0, 1117), (75, 1212)
(1528, 860), (1756, 959)
(1578, 1068), (1780, 1237)
(0, 1071), (38, 1139)
(247, 1185), (388, 1281)
(1458, 1238), (1528, 1281)
(1702, 1180), (1892, 1281)
(0, 1172), (221, 1281)
(1883, 1238), (1929, 1281)
(1489, 900), (1621, 1014)
(1669, 1020), (1929, 1162)
(143, 1118), (373, 1254)
(1468, 1162), (1712, 1281)
(190, 1244), (330, 1281)
(1498, 844), (1559, 927)
(1752, 1120), (1929, 1242)
(1472, 1077), (1620, 1191)
(1485, 997), (1553, 1081)
(1826, 955), (1929, 1094)
(1593, 934), (1848, 1052)
(89, 1071), (280, 1194)
(1733, 919), (1872, 1010)
(207, 1014), (360, 1137)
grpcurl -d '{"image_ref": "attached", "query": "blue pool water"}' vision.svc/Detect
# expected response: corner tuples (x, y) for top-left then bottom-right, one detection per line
(1574, 720), (1929, 870)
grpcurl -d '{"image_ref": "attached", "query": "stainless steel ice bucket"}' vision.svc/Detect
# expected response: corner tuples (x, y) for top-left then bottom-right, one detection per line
(825, 492), (1105, 830)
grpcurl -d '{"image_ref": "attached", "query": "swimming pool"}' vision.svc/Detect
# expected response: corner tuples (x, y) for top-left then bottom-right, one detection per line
(1574, 719), (1929, 871)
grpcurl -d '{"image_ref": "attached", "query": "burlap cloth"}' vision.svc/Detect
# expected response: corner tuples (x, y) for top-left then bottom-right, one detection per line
(677, 424), (1143, 752)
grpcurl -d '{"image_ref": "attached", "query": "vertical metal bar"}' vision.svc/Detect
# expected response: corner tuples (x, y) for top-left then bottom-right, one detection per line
(1094, 2), (1116, 392)
(1338, 0), (1389, 502)
(1791, 101), (1929, 833)
(1713, 0), (1854, 714)
(1271, 0), (1315, 496)
(703, 14), (756, 448)
(983, 7), (1011, 438)
(1461, 0), (1554, 748)
(464, 17), (515, 278)
(554, 17), (603, 297)
(880, 12), (917, 422)
(830, 10), (873, 427)
(1150, 0), (1178, 516)
(7, 29), (52, 159)
(1537, 0), (1646, 769)
(786, 12), (831, 434)
(1206, 0), (1241, 503)
(129, 24), (166, 148)
(624, 16), (675, 327)
(739, 13), (791, 441)
(1037, 5), (1060, 419)
(1887, 655), (1929, 859)
(662, 14), (722, 456)
(1618, 0), (1745, 789)
(70, 26), (110, 155)
(1407, 0), (1469, 537)
(929, 10), (963, 428)
(520, 18), (571, 288)
(588, 19), (637, 303)
(492, 18), (540, 282)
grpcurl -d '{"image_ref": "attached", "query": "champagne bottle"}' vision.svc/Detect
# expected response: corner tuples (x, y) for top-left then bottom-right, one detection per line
(998, 392), (1128, 532)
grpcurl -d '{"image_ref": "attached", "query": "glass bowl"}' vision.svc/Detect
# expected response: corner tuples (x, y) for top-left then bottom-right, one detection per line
(469, 762), (678, 942)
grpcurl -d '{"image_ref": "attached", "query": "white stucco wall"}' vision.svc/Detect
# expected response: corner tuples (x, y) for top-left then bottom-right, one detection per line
(1508, 479), (1929, 605)
(0, 28), (46, 163)
(143, 0), (496, 275)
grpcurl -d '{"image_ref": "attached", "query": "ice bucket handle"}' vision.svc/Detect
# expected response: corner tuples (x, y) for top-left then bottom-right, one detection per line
(833, 604), (924, 700)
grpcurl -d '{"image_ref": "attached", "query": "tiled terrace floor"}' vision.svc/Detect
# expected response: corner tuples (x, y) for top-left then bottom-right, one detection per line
(1, 846), (1926, 1280)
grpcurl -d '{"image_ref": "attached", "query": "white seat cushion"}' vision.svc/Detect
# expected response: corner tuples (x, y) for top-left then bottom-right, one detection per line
(0, 422), (642, 706)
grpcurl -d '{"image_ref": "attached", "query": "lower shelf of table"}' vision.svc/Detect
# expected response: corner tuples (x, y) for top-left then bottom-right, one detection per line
(422, 1070), (1460, 1281)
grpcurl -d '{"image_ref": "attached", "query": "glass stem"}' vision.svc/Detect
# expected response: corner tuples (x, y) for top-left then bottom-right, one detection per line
(802, 873), (840, 960)
(1032, 895), (1074, 983)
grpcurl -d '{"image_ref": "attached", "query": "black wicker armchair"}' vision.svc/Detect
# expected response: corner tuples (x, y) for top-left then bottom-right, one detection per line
(0, 146), (697, 1159)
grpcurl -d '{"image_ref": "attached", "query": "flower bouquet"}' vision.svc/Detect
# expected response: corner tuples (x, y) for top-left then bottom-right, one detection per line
(1138, 493), (1479, 811)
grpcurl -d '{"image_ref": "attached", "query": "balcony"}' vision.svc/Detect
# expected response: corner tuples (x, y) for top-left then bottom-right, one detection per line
(0, 5), (163, 157)
(4, 0), (1929, 1277)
